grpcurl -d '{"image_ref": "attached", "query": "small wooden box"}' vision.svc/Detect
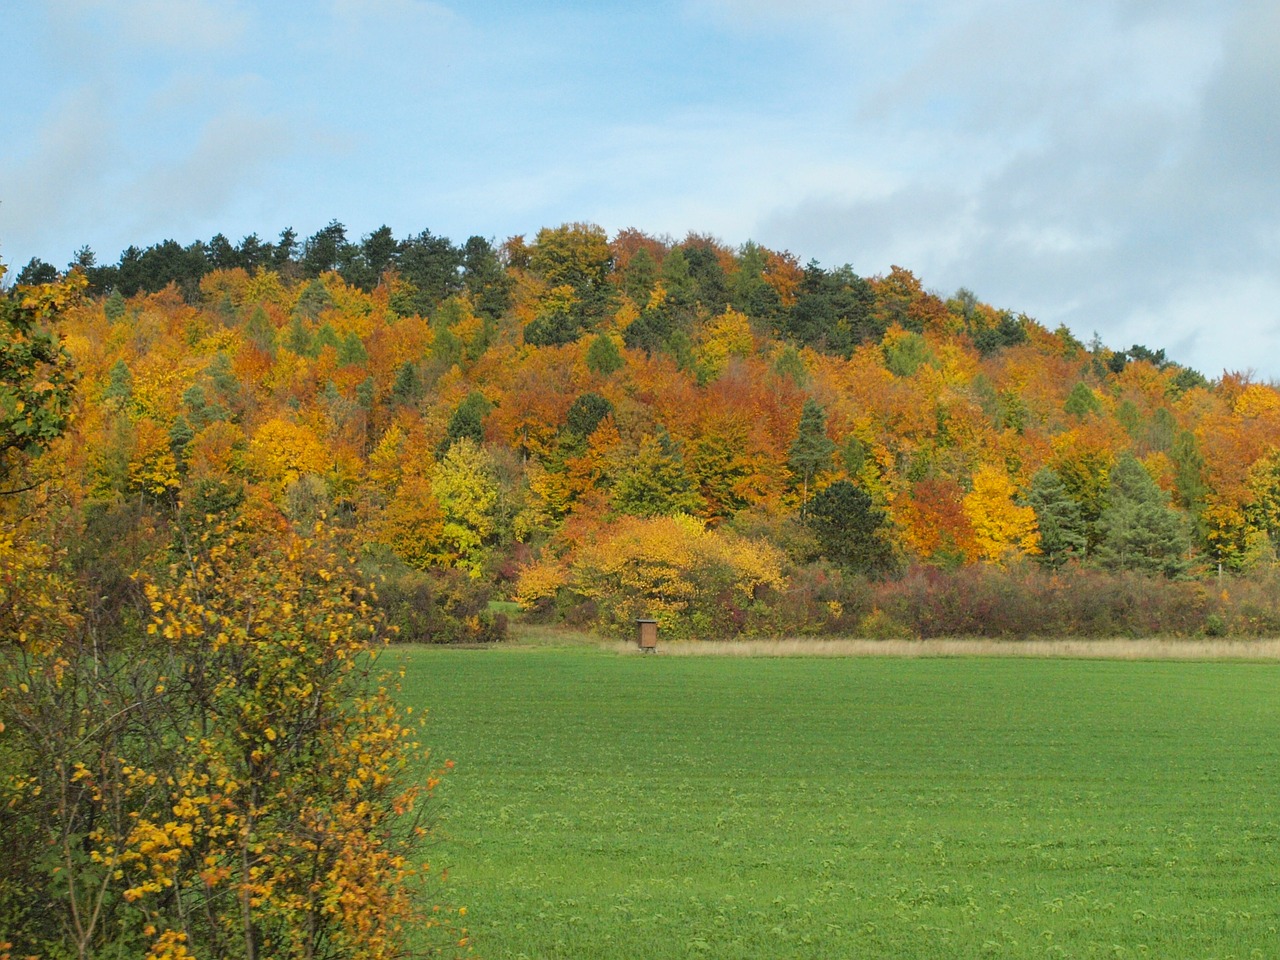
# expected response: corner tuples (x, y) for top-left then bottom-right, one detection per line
(636, 618), (658, 652)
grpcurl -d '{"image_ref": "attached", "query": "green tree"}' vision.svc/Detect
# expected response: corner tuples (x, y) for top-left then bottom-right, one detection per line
(392, 361), (422, 404)
(788, 398), (835, 517)
(0, 265), (82, 487)
(461, 235), (513, 320)
(102, 358), (134, 407)
(1064, 382), (1102, 419)
(399, 229), (464, 314)
(293, 278), (334, 320)
(1171, 429), (1208, 514)
(302, 219), (355, 277)
(805, 480), (895, 575)
(1094, 453), (1190, 578)
(783, 262), (878, 356)
(440, 391), (492, 454)
(1027, 467), (1087, 568)
(338, 330), (368, 366)
(103, 287), (127, 321)
(882, 331), (931, 377)
(620, 246), (659, 305)
(563, 392), (613, 443)
(585, 333), (625, 377)
(613, 432), (704, 518)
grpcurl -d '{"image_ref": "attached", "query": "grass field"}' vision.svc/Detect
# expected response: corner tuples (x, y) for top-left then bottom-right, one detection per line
(396, 643), (1280, 959)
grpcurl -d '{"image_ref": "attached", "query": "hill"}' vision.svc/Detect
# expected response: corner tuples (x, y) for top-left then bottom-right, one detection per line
(10, 222), (1280, 640)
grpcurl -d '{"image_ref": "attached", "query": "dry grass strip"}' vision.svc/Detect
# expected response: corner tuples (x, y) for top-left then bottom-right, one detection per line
(613, 637), (1280, 660)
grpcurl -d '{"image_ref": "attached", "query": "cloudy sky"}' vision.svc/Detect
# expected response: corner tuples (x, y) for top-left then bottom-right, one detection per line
(3, 0), (1277, 378)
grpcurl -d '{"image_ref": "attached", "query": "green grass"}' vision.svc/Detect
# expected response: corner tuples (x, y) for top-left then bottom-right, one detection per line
(396, 646), (1280, 959)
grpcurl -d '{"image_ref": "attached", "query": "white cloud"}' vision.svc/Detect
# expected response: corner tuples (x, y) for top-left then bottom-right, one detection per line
(1122, 274), (1280, 379)
(747, 0), (1280, 376)
(48, 0), (250, 55)
(124, 110), (302, 238)
(0, 88), (118, 265)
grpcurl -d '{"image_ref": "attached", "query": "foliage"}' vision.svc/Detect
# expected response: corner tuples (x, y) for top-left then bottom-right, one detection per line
(530, 513), (785, 639)
(0, 265), (83, 486)
(1094, 453), (1191, 578)
(1026, 467), (1087, 568)
(12, 218), (1280, 646)
(962, 464), (1039, 564)
(362, 548), (507, 644)
(612, 432), (704, 519)
(584, 332), (624, 377)
(0, 505), (458, 959)
(787, 398), (834, 515)
(432, 438), (501, 577)
(804, 479), (895, 576)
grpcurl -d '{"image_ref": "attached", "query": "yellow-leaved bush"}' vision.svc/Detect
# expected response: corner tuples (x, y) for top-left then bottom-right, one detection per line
(0, 496), (466, 960)
(519, 513), (785, 639)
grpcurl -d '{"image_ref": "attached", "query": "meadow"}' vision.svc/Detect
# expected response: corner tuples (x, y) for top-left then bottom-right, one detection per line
(398, 643), (1280, 959)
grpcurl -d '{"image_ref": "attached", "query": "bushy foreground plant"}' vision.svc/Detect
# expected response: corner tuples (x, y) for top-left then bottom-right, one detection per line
(0, 499), (464, 960)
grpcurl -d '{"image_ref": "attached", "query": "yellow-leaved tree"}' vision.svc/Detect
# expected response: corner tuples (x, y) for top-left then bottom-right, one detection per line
(542, 513), (785, 639)
(247, 416), (330, 497)
(963, 464), (1040, 563)
(433, 437), (500, 577)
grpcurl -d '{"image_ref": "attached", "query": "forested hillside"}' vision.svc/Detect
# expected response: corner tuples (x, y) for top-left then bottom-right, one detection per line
(11, 221), (1280, 640)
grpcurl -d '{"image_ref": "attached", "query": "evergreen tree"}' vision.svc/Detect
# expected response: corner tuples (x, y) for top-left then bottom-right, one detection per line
(338, 331), (368, 366)
(245, 306), (276, 353)
(356, 376), (376, 412)
(292, 279), (333, 320)
(103, 359), (133, 407)
(439, 391), (491, 455)
(613, 432), (704, 518)
(805, 480), (895, 575)
(392, 361), (422, 404)
(103, 288), (127, 322)
(1064, 382), (1102, 419)
(15, 258), (58, 287)
(585, 333), (624, 377)
(284, 314), (313, 355)
(563, 392), (613, 442)
(462, 235), (513, 320)
(169, 414), (194, 473)
(313, 323), (341, 355)
(1027, 467), (1087, 568)
(1094, 453), (1190, 578)
(1171, 429), (1208, 514)
(621, 246), (659, 305)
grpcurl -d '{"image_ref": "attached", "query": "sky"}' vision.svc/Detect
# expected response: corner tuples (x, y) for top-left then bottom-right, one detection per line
(3, 0), (1278, 379)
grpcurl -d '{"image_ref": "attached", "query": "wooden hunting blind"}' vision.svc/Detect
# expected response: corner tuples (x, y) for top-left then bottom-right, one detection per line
(636, 618), (658, 652)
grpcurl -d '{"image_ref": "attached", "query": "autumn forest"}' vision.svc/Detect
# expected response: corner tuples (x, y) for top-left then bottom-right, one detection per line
(11, 221), (1280, 643)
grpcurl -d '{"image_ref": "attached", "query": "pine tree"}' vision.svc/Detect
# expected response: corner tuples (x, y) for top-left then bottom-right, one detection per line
(805, 480), (895, 575)
(1027, 467), (1087, 568)
(1095, 453), (1190, 578)
(585, 333), (624, 377)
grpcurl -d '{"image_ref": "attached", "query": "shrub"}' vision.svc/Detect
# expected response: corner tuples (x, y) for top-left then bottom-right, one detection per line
(364, 548), (507, 643)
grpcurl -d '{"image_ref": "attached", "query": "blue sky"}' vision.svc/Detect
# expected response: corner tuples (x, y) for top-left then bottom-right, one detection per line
(3, 0), (1278, 378)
